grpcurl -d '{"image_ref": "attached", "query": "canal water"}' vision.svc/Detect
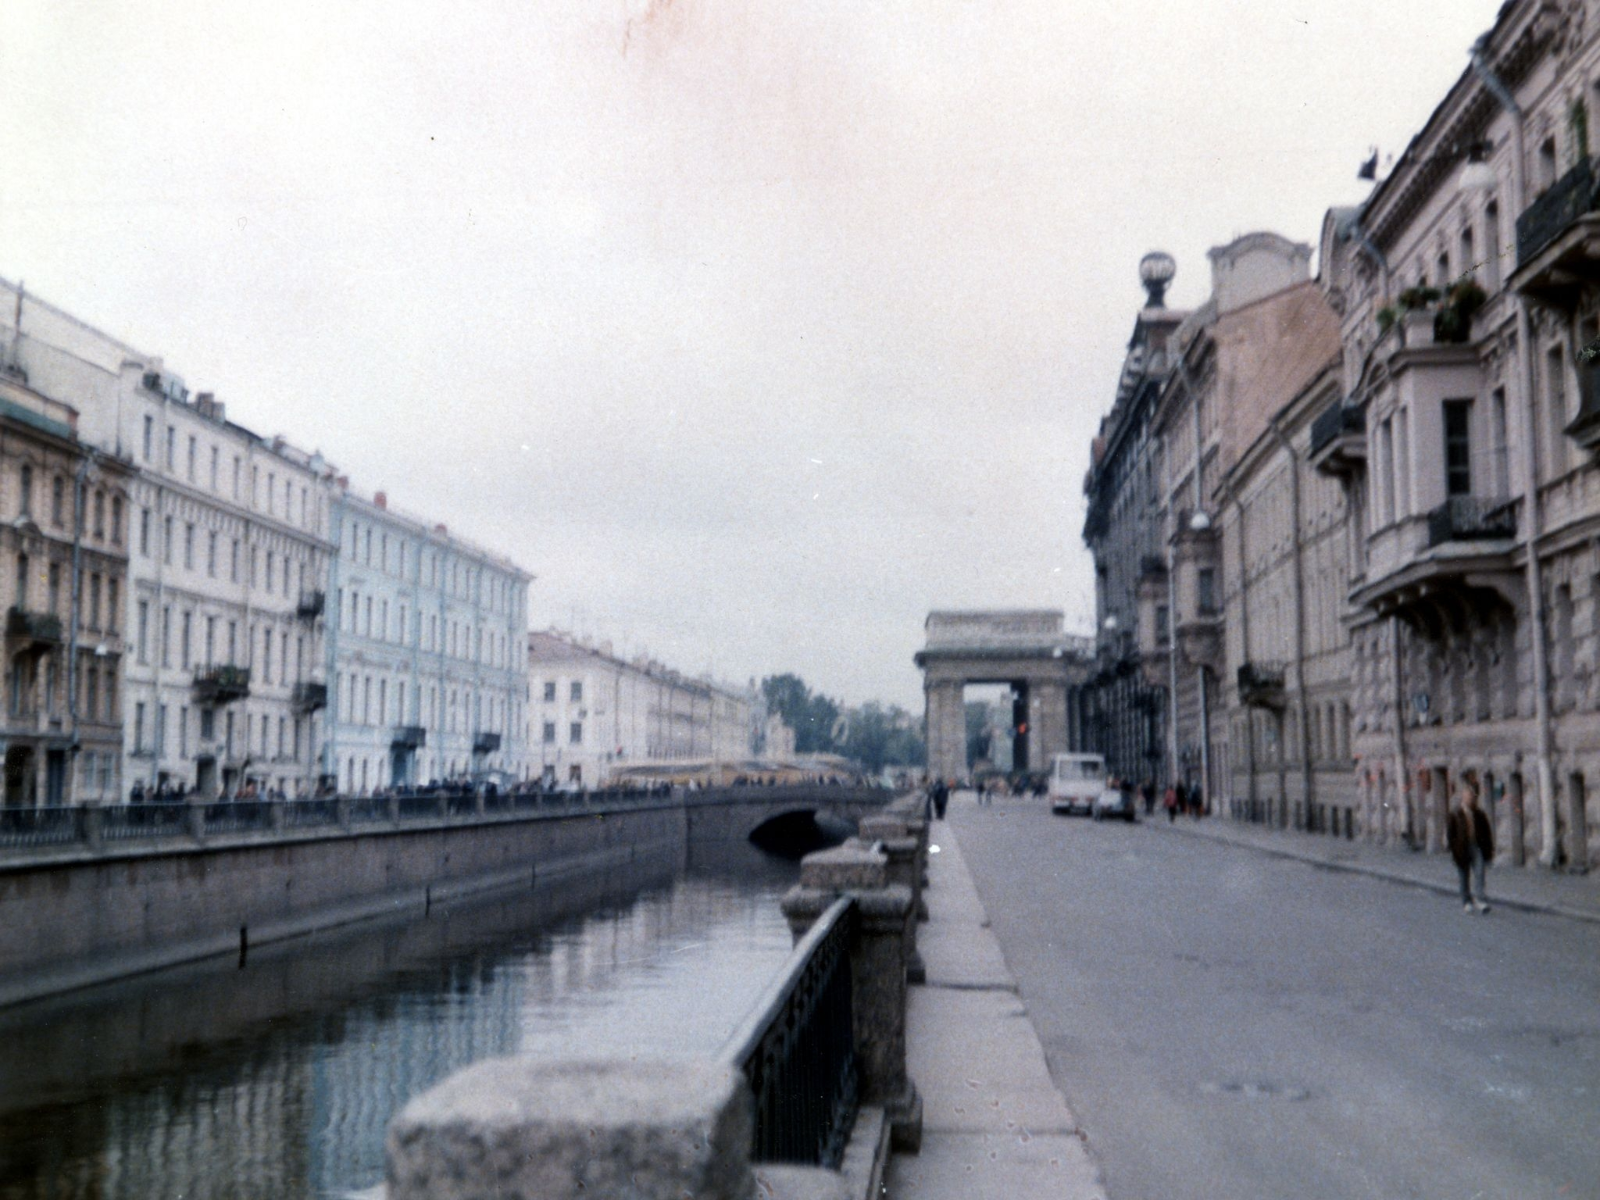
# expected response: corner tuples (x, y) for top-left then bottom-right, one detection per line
(0, 840), (799, 1199)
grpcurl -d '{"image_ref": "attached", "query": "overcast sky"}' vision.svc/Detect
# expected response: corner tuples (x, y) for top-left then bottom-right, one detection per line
(2, 1), (1501, 710)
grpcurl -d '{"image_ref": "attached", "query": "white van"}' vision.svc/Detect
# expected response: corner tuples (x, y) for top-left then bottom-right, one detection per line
(1048, 753), (1106, 816)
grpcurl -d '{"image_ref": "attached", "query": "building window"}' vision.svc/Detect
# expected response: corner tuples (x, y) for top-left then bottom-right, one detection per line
(137, 601), (149, 663)
(1443, 399), (1473, 496)
(1197, 568), (1217, 616)
(18, 465), (31, 517)
(187, 435), (197, 481)
(570, 680), (582, 702)
(107, 579), (118, 633)
(166, 426), (175, 470)
(181, 610), (191, 669)
(207, 531), (217, 578)
(50, 476), (63, 527)
(111, 497), (122, 545)
(143, 416), (154, 462)
(210, 445), (219, 490)
(570, 721), (583, 745)
(93, 491), (104, 538)
(163, 516), (173, 566)
(544, 680), (556, 702)
(140, 508), (151, 557)
(88, 574), (101, 630)
(230, 539), (240, 582)
(184, 522), (195, 570)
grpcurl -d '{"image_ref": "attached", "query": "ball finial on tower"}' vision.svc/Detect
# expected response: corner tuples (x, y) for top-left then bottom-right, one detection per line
(1139, 251), (1177, 309)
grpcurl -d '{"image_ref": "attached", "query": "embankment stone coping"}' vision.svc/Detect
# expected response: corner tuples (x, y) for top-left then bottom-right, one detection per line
(386, 1057), (754, 1200)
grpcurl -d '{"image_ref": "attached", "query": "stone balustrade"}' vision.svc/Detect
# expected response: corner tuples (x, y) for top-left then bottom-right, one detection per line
(384, 797), (930, 1199)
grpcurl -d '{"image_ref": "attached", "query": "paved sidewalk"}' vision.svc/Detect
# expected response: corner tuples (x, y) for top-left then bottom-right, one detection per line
(883, 817), (1107, 1200)
(1151, 811), (1600, 924)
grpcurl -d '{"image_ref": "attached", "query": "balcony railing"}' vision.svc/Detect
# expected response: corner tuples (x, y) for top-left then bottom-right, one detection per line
(1426, 496), (1516, 547)
(392, 725), (426, 750)
(472, 731), (502, 754)
(192, 664), (251, 705)
(1309, 401), (1364, 457)
(291, 681), (328, 713)
(296, 590), (325, 620)
(6, 607), (62, 647)
(1567, 358), (1600, 450)
(1237, 661), (1288, 708)
(1517, 157), (1599, 267)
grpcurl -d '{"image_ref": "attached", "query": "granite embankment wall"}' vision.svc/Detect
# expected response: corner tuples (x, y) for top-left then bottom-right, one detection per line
(0, 786), (888, 1008)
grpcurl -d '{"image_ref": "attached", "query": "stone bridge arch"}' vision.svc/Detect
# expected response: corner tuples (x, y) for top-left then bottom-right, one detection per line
(914, 610), (1094, 782)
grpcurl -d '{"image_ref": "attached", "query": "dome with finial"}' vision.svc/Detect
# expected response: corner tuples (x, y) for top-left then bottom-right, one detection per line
(1138, 251), (1176, 308)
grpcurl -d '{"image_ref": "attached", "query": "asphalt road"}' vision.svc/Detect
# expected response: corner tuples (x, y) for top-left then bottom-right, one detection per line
(948, 798), (1600, 1200)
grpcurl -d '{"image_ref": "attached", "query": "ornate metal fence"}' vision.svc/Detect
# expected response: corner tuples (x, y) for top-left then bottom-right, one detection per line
(721, 895), (857, 1167)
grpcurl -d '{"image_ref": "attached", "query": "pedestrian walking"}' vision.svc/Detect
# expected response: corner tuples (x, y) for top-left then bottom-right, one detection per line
(1163, 784), (1178, 823)
(1447, 780), (1494, 914)
(1141, 778), (1155, 817)
(932, 777), (949, 820)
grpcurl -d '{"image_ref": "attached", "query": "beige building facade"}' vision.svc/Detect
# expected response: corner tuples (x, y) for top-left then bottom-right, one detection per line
(0, 372), (133, 806)
(527, 630), (752, 786)
(1314, 0), (1600, 870)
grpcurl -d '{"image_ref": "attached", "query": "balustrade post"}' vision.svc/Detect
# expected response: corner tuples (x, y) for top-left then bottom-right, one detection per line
(386, 795), (400, 824)
(386, 1058), (755, 1200)
(187, 800), (206, 841)
(858, 814), (926, 985)
(80, 804), (103, 851)
(268, 799), (285, 832)
(781, 842), (923, 1153)
(335, 796), (351, 831)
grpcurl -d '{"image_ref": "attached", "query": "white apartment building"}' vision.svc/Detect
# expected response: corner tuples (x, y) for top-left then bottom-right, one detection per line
(526, 631), (752, 786)
(1, 279), (336, 799)
(326, 485), (530, 793)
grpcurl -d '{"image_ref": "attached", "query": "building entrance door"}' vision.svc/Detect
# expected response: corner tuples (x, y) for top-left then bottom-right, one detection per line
(44, 750), (66, 806)
(4, 746), (32, 807)
(196, 755), (218, 798)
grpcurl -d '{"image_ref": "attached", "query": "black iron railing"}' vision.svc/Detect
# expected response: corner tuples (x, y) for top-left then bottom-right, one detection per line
(1426, 496), (1516, 547)
(291, 681), (328, 713)
(6, 607), (63, 645)
(1309, 401), (1364, 456)
(723, 895), (858, 1167)
(473, 732), (502, 754)
(296, 590), (326, 620)
(1237, 661), (1288, 708)
(0, 805), (82, 848)
(1518, 157), (1599, 266)
(193, 664), (251, 704)
(392, 725), (426, 750)
(0, 784), (891, 853)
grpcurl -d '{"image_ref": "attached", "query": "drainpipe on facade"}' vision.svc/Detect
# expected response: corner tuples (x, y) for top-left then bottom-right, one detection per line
(323, 499), (339, 790)
(1268, 417), (1313, 827)
(1227, 481), (1257, 820)
(1471, 36), (1558, 866)
(1187, 355), (1213, 813)
(66, 453), (90, 804)
(1391, 614), (1412, 847)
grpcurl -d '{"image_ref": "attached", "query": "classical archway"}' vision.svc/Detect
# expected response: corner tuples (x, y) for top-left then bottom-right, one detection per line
(914, 611), (1095, 781)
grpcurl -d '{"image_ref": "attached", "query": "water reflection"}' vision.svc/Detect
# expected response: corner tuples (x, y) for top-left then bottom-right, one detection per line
(0, 841), (798, 1199)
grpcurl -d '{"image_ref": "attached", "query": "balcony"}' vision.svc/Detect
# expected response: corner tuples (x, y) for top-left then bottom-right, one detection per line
(193, 664), (251, 705)
(1512, 158), (1600, 307)
(291, 681), (328, 713)
(1426, 495), (1517, 547)
(473, 731), (502, 755)
(1309, 401), (1366, 477)
(1237, 661), (1287, 709)
(1352, 497), (1519, 634)
(6, 608), (62, 656)
(296, 590), (325, 620)
(392, 725), (426, 750)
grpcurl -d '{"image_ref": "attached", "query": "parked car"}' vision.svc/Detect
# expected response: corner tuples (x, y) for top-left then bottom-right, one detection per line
(1092, 787), (1138, 823)
(1049, 753), (1105, 816)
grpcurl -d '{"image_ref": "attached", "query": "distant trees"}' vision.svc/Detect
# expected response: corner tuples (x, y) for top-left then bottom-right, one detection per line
(760, 674), (925, 772)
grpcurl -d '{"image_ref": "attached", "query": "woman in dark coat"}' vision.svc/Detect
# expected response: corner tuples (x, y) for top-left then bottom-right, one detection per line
(1446, 780), (1494, 914)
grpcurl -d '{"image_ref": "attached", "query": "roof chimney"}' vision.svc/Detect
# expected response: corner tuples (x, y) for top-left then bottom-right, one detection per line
(374, 491), (387, 510)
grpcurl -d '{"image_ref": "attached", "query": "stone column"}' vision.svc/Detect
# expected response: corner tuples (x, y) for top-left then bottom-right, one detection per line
(925, 680), (965, 783)
(1033, 679), (1069, 768)
(782, 843), (922, 1153)
(387, 1058), (754, 1200)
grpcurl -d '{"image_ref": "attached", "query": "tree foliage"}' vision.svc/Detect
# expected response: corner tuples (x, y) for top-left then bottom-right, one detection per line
(760, 674), (926, 770)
